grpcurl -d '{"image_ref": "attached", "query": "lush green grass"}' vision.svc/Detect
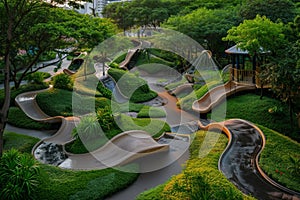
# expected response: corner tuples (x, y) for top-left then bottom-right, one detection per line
(36, 88), (111, 117)
(8, 107), (55, 130)
(116, 114), (170, 138)
(137, 106), (166, 118)
(3, 131), (39, 153)
(259, 125), (300, 192)
(108, 68), (157, 103)
(136, 131), (255, 200)
(3, 132), (138, 200)
(37, 164), (138, 200)
(211, 93), (299, 141)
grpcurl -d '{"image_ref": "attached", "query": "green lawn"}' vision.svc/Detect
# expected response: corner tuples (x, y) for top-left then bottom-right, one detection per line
(211, 93), (299, 141)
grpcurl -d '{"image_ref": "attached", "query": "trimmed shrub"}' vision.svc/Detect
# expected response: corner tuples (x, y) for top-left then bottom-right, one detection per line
(51, 73), (73, 91)
(25, 72), (51, 85)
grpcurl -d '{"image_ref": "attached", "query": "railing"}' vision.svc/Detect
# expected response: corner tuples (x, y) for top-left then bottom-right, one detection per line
(230, 67), (255, 84)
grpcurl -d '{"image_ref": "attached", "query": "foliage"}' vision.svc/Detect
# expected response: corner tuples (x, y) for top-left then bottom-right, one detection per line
(8, 107), (53, 130)
(51, 73), (74, 91)
(97, 82), (112, 99)
(259, 125), (300, 192)
(25, 72), (51, 85)
(96, 106), (116, 131)
(0, 149), (40, 200)
(36, 88), (111, 117)
(223, 15), (286, 56)
(72, 115), (103, 141)
(239, 0), (297, 23)
(163, 7), (241, 63)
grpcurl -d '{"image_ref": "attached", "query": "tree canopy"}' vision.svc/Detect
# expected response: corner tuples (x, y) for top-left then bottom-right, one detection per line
(223, 15), (285, 56)
(239, 0), (298, 23)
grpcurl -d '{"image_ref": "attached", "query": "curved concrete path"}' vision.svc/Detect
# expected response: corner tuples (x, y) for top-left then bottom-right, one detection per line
(192, 81), (256, 114)
(199, 119), (300, 200)
(15, 88), (169, 170)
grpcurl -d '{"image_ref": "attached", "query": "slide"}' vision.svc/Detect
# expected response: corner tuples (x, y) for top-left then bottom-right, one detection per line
(15, 88), (169, 170)
(198, 119), (300, 200)
(63, 68), (76, 76)
(119, 48), (139, 70)
(192, 81), (255, 114)
(59, 130), (169, 170)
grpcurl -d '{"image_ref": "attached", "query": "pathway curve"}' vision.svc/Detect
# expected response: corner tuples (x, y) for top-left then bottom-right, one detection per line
(199, 119), (300, 200)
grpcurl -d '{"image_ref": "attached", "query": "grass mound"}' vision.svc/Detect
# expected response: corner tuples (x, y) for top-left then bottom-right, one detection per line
(8, 107), (54, 130)
(108, 68), (157, 103)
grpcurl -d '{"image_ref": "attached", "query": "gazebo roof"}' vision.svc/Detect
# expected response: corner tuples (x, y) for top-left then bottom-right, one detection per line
(225, 45), (249, 55)
(225, 45), (269, 55)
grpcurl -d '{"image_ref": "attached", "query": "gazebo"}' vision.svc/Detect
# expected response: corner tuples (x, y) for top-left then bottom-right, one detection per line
(225, 45), (267, 87)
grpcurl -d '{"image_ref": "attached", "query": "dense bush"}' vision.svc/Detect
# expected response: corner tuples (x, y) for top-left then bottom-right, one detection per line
(97, 82), (112, 99)
(0, 149), (40, 200)
(97, 106), (116, 131)
(25, 72), (51, 85)
(51, 73), (74, 91)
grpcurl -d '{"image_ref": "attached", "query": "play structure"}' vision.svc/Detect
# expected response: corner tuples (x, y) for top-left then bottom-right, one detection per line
(15, 88), (169, 170)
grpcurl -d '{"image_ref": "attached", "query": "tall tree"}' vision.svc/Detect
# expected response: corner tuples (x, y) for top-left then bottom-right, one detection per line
(0, 0), (116, 157)
(163, 8), (241, 65)
(224, 15), (300, 128)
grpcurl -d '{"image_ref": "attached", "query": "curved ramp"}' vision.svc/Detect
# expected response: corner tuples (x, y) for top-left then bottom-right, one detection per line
(59, 130), (169, 170)
(198, 119), (300, 200)
(192, 81), (255, 114)
(15, 88), (168, 170)
(119, 49), (139, 70)
(170, 83), (194, 96)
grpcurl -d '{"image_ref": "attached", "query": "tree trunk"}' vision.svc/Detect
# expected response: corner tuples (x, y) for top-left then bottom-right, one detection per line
(0, 16), (13, 157)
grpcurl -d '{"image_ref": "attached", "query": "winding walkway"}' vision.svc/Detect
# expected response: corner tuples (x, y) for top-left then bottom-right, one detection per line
(199, 119), (300, 200)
